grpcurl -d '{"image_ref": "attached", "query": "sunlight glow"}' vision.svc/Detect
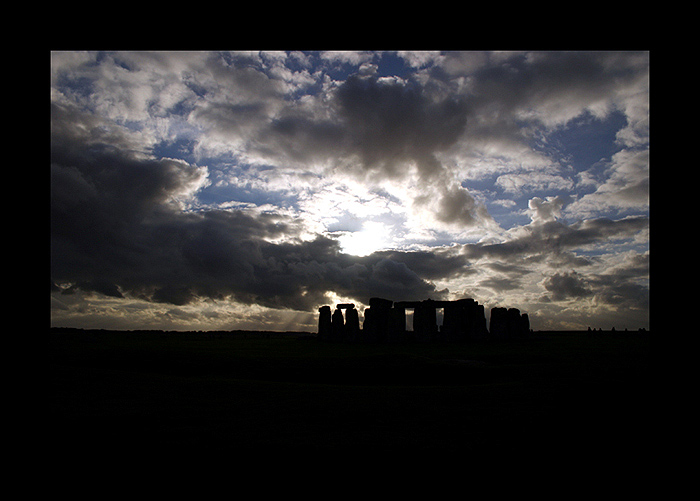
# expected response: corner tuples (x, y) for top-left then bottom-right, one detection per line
(338, 221), (391, 257)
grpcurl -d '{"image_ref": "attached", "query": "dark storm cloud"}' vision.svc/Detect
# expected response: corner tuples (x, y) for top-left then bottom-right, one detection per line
(543, 271), (593, 301)
(51, 100), (458, 310)
(542, 267), (648, 311)
(52, 200), (449, 310)
(334, 74), (469, 179)
(257, 115), (346, 164)
(371, 248), (473, 281)
(591, 280), (648, 309)
(464, 51), (649, 123)
(251, 71), (469, 179)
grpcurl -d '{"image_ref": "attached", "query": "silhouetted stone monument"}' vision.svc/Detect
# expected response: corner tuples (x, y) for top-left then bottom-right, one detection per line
(319, 296), (528, 343)
(490, 306), (530, 339)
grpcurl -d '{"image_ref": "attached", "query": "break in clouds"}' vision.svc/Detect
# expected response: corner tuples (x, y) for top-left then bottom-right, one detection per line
(50, 51), (649, 331)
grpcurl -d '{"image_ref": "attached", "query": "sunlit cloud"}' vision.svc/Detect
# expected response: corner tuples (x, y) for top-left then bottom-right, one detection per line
(337, 221), (394, 256)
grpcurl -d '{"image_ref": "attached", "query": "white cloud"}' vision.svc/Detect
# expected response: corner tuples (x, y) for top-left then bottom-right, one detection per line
(527, 195), (571, 224)
(491, 199), (517, 208)
(396, 51), (443, 68)
(567, 148), (649, 217)
(496, 172), (575, 193)
(320, 51), (375, 66)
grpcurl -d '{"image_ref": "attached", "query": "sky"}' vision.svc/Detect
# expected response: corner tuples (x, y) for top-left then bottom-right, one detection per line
(50, 51), (650, 331)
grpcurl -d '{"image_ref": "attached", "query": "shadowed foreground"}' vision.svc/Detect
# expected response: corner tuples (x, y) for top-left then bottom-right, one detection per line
(47, 328), (654, 462)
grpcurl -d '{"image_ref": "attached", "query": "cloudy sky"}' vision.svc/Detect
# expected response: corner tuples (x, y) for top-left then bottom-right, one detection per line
(50, 51), (649, 331)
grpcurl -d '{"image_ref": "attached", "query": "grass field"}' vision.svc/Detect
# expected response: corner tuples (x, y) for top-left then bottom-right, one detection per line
(47, 328), (654, 461)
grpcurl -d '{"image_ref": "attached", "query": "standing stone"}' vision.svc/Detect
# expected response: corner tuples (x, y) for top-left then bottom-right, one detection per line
(490, 307), (508, 339)
(331, 308), (345, 341)
(443, 302), (466, 341)
(507, 308), (521, 339)
(475, 304), (488, 339)
(318, 305), (331, 340)
(363, 298), (393, 342)
(520, 313), (530, 337)
(345, 306), (360, 341)
(388, 307), (406, 342)
(362, 307), (375, 342)
(414, 300), (437, 341)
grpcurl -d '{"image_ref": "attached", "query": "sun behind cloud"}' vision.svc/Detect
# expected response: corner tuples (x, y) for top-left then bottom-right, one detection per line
(337, 221), (392, 257)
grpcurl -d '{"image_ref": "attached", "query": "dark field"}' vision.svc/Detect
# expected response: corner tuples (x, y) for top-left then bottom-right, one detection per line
(47, 328), (654, 462)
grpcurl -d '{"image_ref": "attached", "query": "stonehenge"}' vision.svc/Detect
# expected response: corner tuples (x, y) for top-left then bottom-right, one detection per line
(488, 307), (530, 340)
(318, 297), (530, 342)
(318, 302), (361, 342)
